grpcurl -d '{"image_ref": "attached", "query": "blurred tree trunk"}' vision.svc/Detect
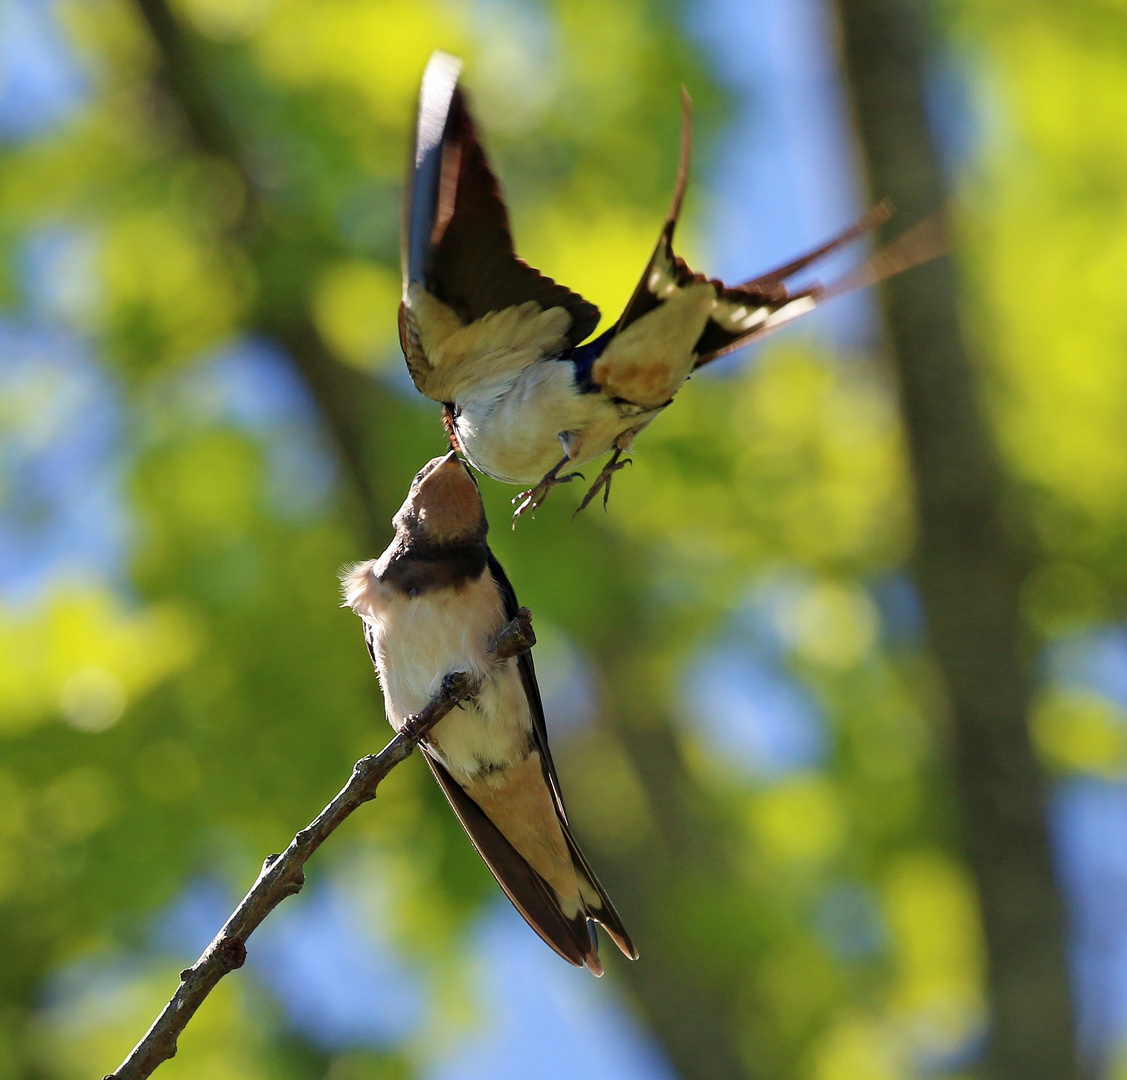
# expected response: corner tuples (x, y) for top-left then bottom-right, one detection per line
(831, 1), (1078, 1077)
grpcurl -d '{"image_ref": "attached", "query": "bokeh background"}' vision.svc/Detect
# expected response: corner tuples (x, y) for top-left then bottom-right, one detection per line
(0, 0), (1123, 1078)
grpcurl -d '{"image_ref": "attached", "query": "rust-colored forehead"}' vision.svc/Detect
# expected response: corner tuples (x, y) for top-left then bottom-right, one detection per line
(399, 454), (485, 542)
(416, 465), (483, 532)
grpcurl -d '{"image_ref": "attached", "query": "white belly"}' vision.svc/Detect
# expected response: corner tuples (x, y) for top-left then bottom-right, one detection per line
(347, 565), (533, 783)
(453, 361), (658, 485)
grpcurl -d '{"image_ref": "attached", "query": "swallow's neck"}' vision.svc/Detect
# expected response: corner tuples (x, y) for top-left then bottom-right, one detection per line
(376, 533), (489, 597)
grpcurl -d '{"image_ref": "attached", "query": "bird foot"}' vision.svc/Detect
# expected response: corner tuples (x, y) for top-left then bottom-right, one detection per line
(512, 461), (584, 525)
(574, 451), (632, 517)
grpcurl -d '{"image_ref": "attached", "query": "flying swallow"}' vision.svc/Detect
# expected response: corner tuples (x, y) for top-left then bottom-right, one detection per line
(398, 52), (943, 521)
(342, 451), (636, 973)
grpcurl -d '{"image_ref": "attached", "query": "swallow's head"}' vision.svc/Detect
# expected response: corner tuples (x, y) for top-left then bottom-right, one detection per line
(394, 451), (487, 546)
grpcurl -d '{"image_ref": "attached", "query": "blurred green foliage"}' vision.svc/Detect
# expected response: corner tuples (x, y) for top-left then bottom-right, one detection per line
(0, 0), (1122, 1078)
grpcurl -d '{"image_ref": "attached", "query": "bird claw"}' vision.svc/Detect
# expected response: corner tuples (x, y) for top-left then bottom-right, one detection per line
(574, 452), (632, 517)
(511, 468), (584, 525)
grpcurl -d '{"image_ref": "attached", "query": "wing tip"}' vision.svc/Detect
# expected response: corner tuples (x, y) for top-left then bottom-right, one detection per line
(666, 84), (693, 231)
(405, 52), (466, 287)
(414, 51), (465, 171)
(421, 51), (463, 102)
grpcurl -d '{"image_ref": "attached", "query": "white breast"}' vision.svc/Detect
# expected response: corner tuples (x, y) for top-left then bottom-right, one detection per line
(454, 361), (654, 485)
(344, 562), (534, 783)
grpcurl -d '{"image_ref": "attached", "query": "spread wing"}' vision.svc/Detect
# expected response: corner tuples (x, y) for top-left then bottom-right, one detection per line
(602, 90), (901, 388)
(399, 52), (600, 397)
(690, 202), (895, 366)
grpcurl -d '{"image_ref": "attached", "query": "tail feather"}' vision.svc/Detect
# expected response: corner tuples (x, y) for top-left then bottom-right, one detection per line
(693, 209), (948, 368)
(424, 752), (604, 972)
(562, 826), (638, 961)
(820, 211), (948, 301)
(740, 200), (893, 290)
(604, 91), (943, 375)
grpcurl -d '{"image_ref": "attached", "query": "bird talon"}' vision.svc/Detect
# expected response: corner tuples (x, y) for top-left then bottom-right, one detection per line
(511, 491), (539, 525)
(511, 456), (581, 525)
(573, 451), (631, 517)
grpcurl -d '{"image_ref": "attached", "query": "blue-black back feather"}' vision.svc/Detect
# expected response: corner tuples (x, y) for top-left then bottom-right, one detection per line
(562, 328), (616, 395)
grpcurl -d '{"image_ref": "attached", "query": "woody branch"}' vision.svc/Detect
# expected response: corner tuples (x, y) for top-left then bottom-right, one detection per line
(103, 608), (536, 1080)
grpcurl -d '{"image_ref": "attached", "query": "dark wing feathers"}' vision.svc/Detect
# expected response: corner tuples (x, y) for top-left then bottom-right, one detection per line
(423, 752), (597, 970)
(486, 551), (637, 960)
(612, 86), (694, 336)
(403, 52), (599, 347)
(362, 620), (379, 670)
(402, 54), (940, 393)
(486, 551), (563, 806)
(605, 89), (910, 371)
(612, 201), (902, 371)
(402, 52), (460, 290)
(604, 86), (811, 366)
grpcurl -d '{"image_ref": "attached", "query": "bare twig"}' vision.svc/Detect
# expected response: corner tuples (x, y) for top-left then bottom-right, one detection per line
(104, 608), (536, 1080)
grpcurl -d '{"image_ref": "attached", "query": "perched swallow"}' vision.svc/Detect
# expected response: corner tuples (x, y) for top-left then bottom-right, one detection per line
(398, 52), (942, 520)
(342, 451), (636, 973)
